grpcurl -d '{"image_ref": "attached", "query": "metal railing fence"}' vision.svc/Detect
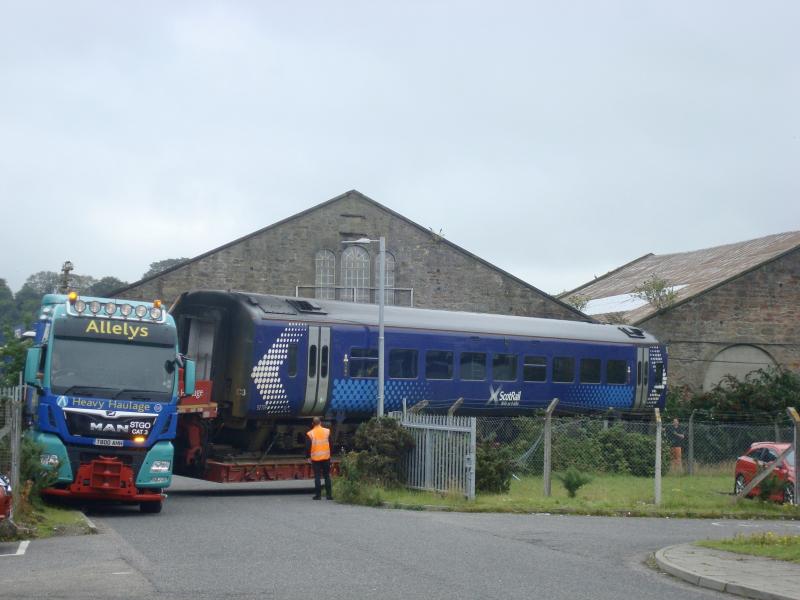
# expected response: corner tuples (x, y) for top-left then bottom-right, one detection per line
(295, 285), (414, 307)
(396, 412), (476, 500)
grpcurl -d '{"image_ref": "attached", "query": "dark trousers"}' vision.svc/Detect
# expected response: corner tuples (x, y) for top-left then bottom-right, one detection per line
(312, 459), (332, 498)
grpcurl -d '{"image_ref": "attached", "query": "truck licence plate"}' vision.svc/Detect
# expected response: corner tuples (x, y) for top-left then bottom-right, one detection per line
(94, 438), (124, 447)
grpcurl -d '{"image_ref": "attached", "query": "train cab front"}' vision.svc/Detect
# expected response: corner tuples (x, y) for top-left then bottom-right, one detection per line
(24, 293), (195, 513)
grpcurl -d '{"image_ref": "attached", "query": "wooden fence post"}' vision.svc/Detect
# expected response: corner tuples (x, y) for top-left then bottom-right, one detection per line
(543, 398), (559, 497)
(655, 408), (662, 506)
(787, 407), (800, 506)
(687, 409), (696, 476)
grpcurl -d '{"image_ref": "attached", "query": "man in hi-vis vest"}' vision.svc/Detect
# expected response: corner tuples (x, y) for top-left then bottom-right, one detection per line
(306, 417), (333, 500)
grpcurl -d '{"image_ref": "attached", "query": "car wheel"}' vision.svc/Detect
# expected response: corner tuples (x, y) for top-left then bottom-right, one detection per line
(783, 484), (795, 505)
(734, 474), (746, 496)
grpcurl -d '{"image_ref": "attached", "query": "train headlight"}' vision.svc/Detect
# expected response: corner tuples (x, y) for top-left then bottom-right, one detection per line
(134, 305), (148, 318)
(119, 303), (133, 317)
(40, 454), (60, 468)
(104, 302), (116, 316)
(74, 300), (87, 314)
(150, 460), (171, 473)
(149, 307), (162, 320)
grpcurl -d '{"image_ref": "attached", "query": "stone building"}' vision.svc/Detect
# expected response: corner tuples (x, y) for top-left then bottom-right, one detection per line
(116, 190), (586, 321)
(560, 232), (800, 391)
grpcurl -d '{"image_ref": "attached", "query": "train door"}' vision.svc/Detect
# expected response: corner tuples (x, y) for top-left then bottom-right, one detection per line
(185, 318), (215, 381)
(301, 326), (331, 415)
(634, 347), (649, 409)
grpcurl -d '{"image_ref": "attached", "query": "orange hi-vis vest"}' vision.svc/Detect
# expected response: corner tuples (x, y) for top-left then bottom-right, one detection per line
(307, 425), (331, 462)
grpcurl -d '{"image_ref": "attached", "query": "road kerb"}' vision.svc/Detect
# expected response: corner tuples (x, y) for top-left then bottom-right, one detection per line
(655, 544), (800, 600)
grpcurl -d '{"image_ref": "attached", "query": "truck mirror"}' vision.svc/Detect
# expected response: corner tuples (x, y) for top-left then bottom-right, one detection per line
(183, 358), (196, 396)
(24, 347), (42, 387)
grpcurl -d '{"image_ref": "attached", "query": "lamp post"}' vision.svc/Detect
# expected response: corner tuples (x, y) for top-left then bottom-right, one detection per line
(341, 236), (385, 417)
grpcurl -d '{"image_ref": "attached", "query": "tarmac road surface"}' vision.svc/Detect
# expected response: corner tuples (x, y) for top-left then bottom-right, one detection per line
(2, 475), (799, 600)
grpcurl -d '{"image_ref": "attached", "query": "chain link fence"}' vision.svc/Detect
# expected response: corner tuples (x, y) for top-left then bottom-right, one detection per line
(409, 403), (800, 504)
(0, 385), (24, 522)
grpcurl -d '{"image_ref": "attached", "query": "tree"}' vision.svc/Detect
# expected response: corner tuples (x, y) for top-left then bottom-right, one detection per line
(564, 293), (589, 311)
(0, 326), (30, 386)
(0, 279), (17, 328)
(142, 258), (189, 280)
(631, 275), (677, 310)
(86, 276), (129, 297)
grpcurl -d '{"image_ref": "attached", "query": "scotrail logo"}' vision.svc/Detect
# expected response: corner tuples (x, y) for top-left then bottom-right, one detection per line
(487, 385), (522, 407)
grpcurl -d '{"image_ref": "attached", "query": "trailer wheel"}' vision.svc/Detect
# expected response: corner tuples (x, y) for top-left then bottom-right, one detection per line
(140, 500), (163, 514)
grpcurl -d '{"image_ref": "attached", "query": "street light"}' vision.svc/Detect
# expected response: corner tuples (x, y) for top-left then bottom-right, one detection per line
(341, 236), (385, 417)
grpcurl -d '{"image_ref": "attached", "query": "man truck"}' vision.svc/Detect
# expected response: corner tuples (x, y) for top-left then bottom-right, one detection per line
(24, 292), (195, 513)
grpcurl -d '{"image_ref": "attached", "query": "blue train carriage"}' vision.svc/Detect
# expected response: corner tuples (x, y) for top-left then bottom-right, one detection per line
(23, 292), (195, 513)
(170, 290), (667, 480)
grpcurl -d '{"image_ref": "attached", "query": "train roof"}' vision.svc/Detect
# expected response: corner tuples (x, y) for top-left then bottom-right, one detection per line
(173, 290), (661, 346)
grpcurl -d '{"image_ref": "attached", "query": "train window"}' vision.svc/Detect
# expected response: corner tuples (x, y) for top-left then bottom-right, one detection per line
(460, 352), (486, 381)
(653, 363), (664, 386)
(308, 345), (317, 378)
(350, 348), (378, 378)
(579, 359), (601, 384)
(552, 357), (575, 383)
(523, 356), (547, 382)
(389, 349), (418, 379)
(426, 351), (453, 380)
(287, 343), (298, 377)
(606, 359), (627, 384)
(493, 354), (518, 382)
(320, 346), (329, 378)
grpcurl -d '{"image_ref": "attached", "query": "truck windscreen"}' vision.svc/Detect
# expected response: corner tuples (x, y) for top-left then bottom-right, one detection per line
(50, 339), (176, 401)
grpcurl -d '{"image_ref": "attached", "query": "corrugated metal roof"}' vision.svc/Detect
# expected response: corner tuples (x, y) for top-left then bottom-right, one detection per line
(561, 231), (800, 324)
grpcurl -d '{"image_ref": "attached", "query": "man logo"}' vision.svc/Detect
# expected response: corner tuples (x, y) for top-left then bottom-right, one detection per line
(105, 411), (117, 417)
(56, 396), (69, 408)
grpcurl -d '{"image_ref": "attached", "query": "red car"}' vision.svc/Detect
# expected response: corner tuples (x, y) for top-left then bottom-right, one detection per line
(734, 442), (795, 504)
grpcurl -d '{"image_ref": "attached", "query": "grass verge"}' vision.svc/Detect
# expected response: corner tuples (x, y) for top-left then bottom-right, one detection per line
(342, 474), (800, 519)
(698, 532), (800, 563)
(0, 497), (92, 541)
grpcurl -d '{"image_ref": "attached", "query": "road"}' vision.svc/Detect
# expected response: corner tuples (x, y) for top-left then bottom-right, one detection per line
(2, 476), (798, 600)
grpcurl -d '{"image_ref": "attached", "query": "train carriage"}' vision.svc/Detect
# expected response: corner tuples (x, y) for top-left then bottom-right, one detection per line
(170, 290), (666, 478)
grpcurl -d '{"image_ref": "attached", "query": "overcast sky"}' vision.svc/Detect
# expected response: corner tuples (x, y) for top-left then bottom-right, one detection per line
(1, 1), (798, 296)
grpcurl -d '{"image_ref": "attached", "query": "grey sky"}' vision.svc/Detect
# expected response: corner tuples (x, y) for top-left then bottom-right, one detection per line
(2, 1), (798, 296)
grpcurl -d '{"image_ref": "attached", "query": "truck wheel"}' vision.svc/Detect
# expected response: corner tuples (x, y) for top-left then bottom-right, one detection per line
(140, 501), (163, 514)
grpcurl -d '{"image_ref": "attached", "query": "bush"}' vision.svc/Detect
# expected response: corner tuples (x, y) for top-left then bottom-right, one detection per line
(334, 454), (385, 506)
(476, 443), (515, 493)
(557, 467), (592, 498)
(348, 417), (414, 488)
(757, 473), (784, 501)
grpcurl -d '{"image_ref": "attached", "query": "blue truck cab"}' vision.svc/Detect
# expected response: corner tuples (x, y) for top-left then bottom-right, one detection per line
(24, 292), (195, 513)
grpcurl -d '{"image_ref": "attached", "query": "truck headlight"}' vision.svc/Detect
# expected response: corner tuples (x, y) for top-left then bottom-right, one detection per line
(40, 454), (60, 467)
(150, 460), (171, 473)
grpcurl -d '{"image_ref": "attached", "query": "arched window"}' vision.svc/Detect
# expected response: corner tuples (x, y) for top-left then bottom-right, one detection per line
(341, 246), (370, 303)
(375, 252), (396, 305)
(314, 250), (335, 300)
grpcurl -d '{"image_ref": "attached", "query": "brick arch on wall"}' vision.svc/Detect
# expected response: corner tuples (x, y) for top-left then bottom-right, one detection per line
(702, 344), (777, 391)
